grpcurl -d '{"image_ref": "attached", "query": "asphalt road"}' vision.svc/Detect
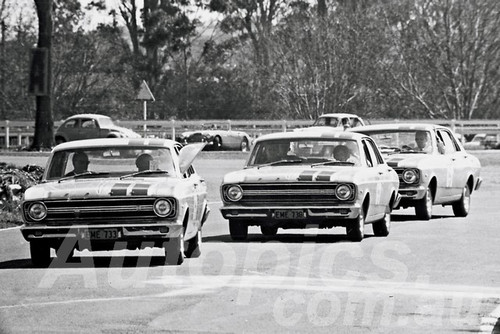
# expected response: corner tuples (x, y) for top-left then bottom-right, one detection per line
(1, 152), (500, 333)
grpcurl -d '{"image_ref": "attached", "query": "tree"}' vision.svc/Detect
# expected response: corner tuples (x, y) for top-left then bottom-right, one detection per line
(31, 0), (54, 150)
(380, 0), (500, 119)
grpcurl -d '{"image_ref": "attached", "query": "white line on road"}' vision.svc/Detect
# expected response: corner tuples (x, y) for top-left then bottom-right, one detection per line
(0, 226), (21, 232)
(3, 274), (499, 311)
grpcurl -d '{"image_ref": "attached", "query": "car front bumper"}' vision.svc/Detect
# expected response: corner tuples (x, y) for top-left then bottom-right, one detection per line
(21, 223), (183, 243)
(220, 204), (361, 222)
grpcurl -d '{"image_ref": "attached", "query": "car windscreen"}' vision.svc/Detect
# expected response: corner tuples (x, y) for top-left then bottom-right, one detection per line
(247, 138), (361, 166)
(312, 117), (339, 127)
(45, 146), (175, 180)
(361, 130), (434, 154)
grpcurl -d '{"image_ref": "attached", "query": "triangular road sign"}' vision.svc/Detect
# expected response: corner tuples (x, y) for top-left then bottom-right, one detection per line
(136, 80), (155, 101)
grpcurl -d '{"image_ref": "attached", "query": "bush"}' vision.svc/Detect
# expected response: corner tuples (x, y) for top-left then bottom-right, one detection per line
(0, 163), (44, 228)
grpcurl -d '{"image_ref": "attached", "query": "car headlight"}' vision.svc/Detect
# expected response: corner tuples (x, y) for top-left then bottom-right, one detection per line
(335, 184), (353, 200)
(153, 198), (173, 217)
(27, 202), (47, 221)
(402, 169), (419, 184)
(225, 185), (243, 202)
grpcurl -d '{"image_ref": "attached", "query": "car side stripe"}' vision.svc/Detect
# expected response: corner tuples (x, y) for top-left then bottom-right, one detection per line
(110, 183), (132, 196)
(298, 170), (316, 181)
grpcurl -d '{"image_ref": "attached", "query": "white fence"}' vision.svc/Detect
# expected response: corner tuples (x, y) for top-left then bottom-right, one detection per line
(1, 119), (500, 149)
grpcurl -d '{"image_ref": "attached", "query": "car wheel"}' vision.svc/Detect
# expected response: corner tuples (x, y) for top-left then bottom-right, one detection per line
(229, 219), (248, 241)
(164, 234), (184, 265)
(452, 184), (471, 217)
(213, 136), (222, 150)
(30, 241), (51, 267)
(240, 138), (249, 152)
(346, 207), (365, 242)
(372, 207), (391, 237)
(184, 230), (202, 258)
(260, 225), (278, 236)
(415, 187), (433, 220)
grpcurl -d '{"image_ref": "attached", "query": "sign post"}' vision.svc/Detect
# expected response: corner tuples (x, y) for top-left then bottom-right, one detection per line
(136, 80), (155, 137)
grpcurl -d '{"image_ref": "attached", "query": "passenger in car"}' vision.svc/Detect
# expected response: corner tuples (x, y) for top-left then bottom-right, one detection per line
(333, 145), (350, 162)
(136, 153), (154, 171)
(414, 131), (432, 153)
(65, 152), (89, 176)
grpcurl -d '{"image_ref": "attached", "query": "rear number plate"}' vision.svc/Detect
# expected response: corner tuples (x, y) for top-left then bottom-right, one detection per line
(274, 210), (306, 220)
(83, 229), (120, 240)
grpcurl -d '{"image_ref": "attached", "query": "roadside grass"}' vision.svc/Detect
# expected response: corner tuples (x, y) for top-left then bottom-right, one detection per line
(0, 213), (22, 228)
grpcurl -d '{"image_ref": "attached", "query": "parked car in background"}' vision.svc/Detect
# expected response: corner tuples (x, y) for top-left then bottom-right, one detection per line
(463, 133), (500, 150)
(20, 138), (210, 267)
(351, 123), (482, 220)
(220, 130), (400, 242)
(55, 114), (141, 145)
(295, 113), (366, 132)
(178, 124), (252, 151)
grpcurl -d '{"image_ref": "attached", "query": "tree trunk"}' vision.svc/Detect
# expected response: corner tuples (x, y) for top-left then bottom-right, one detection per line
(32, 0), (54, 150)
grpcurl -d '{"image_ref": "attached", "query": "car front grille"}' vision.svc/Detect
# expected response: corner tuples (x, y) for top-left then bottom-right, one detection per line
(25, 197), (177, 225)
(224, 183), (355, 206)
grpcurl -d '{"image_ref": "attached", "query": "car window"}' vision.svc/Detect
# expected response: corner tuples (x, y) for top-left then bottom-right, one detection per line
(63, 120), (77, 128)
(437, 129), (459, 154)
(366, 138), (384, 164)
(351, 118), (364, 127)
(314, 117), (339, 127)
(81, 119), (97, 128)
(362, 139), (381, 167)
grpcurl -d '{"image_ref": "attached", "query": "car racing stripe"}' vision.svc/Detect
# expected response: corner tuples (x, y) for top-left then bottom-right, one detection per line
(315, 171), (335, 181)
(298, 170), (316, 181)
(110, 183), (132, 196)
(131, 183), (151, 196)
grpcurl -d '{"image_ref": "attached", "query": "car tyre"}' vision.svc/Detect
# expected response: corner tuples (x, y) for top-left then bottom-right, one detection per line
(30, 241), (51, 267)
(372, 207), (391, 237)
(165, 235), (184, 265)
(452, 184), (471, 217)
(415, 187), (433, 220)
(260, 225), (278, 236)
(346, 207), (365, 242)
(184, 230), (202, 258)
(229, 219), (248, 241)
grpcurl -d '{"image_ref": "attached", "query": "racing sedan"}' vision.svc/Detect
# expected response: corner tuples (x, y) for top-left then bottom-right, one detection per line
(20, 138), (210, 267)
(220, 130), (400, 241)
(351, 123), (482, 219)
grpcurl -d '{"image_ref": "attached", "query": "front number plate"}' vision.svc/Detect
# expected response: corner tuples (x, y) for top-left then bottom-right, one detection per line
(274, 210), (306, 220)
(83, 229), (120, 240)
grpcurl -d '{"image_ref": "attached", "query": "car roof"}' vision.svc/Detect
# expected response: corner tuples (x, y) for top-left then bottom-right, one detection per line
(64, 113), (111, 120)
(52, 138), (177, 152)
(318, 113), (362, 119)
(254, 129), (367, 143)
(349, 122), (448, 132)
